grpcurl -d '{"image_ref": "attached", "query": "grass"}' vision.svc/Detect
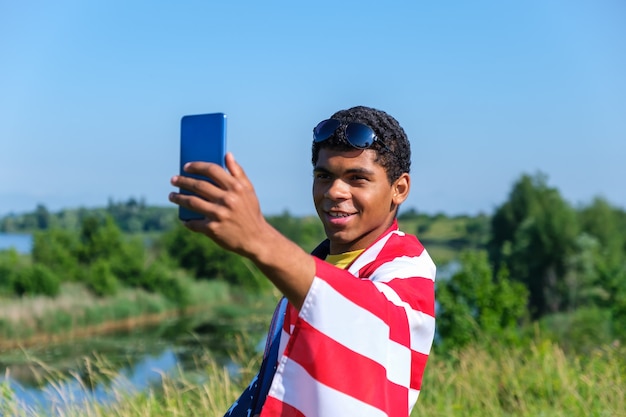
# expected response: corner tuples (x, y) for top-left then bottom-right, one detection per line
(416, 340), (625, 417)
(1, 338), (624, 416)
(0, 279), (234, 347)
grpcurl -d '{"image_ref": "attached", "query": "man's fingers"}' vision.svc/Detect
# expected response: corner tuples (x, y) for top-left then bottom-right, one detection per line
(224, 153), (252, 187)
(178, 154), (251, 194)
(169, 191), (214, 218)
(182, 161), (231, 189)
(171, 173), (223, 202)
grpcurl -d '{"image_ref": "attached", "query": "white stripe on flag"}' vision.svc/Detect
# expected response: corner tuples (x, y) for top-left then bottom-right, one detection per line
(408, 388), (421, 411)
(277, 328), (290, 360)
(370, 255), (436, 283)
(300, 277), (411, 387)
(270, 357), (389, 417)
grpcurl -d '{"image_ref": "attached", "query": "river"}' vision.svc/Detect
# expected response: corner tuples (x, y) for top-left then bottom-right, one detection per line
(0, 232), (33, 254)
(0, 305), (269, 412)
(0, 232), (271, 412)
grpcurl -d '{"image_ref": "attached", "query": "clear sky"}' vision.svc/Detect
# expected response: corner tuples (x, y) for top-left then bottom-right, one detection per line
(1, 1), (625, 217)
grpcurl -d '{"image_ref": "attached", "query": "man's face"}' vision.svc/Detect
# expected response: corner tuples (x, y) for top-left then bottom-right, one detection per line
(313, 147), (408, 254)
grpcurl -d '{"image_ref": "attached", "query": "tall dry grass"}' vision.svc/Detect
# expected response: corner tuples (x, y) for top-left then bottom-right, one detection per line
(1, 339), (624, 416)
(415, 340), (625, 416)
(1, 338), (259, 417)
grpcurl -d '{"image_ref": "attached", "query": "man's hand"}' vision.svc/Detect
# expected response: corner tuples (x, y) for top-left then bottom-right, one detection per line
(170, 152), (269, 258)
(169, 152), (316, 309)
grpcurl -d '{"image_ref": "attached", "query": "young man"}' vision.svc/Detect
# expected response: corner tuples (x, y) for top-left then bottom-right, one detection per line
(169, 106), (436, 416)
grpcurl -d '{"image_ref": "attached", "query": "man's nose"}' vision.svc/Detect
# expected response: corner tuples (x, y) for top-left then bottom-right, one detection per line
(324, 179), (350, 200)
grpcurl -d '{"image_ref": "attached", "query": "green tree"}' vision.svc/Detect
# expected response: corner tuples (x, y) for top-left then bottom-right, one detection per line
(110, 236), (145, 287)
(34, 204), (52, 229)
(577, 198), (626, 333)
(77, 215), (125, 264)
(578, 197), (625, 258)
(436, 250), (528, 350)
(489, 173), (579, 319)
(31, 228), (79, 281)
(563, 234), (609, 311)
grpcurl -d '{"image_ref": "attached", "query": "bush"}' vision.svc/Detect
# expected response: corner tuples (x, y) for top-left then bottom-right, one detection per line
(13, 264), (60, 297)
(436, 250), (529, 350)
(0, 251), (19, 295)
(140, 262), (191, 308)
(161, 224), (269, 290)
(158, 276), (191, 308)
(110, 237), (145, 287)
(539, 307), (615, 354)
(87, 259), (119, 297)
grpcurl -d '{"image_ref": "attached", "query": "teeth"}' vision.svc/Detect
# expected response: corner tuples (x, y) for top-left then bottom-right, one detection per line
(329, 212), (351, 218)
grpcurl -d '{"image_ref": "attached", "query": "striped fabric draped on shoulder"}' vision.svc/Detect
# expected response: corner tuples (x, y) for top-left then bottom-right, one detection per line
(261, 222), (436, 417)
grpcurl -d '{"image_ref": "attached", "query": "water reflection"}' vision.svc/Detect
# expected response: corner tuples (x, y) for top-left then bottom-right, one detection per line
(0, 310), (268, 412)
(2, 349), (177, 412)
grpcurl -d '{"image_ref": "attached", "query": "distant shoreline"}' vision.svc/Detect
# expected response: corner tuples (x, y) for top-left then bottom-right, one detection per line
(0, 305), (205, 351)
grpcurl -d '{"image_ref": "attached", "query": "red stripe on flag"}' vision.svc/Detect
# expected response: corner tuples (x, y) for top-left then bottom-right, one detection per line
(385, 277), (436, 317)
(410, 349), (430, 391)
(284, 303), (296, 334)
(387, 298), (410, 347)
(287, 319), (409, 416)
(261, 396), (307, 417)
(383, 232), (425, 258)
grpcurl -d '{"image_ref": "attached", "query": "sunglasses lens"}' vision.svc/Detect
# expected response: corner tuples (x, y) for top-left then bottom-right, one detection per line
(345, 123), (377, 148)
(313, 119), (341, 142)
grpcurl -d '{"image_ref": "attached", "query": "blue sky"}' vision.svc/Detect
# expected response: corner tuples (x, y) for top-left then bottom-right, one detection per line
(1, 1), (625, 217)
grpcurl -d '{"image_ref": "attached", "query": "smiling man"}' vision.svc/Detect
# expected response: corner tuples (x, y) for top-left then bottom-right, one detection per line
(169, 106), (436, 417)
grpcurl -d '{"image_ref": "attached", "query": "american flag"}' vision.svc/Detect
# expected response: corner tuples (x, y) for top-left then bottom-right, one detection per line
(226, 220), (436, 416)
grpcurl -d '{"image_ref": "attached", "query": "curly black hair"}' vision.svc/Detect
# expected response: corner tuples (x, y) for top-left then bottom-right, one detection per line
(311, 106), (411, 183)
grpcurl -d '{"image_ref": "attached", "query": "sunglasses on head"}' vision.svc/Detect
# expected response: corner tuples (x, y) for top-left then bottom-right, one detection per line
(313, 119), (390, 151)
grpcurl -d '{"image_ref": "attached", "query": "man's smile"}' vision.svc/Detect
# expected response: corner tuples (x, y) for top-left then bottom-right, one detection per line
(327, 210), (356, 218)
(325, 210), (357, 225)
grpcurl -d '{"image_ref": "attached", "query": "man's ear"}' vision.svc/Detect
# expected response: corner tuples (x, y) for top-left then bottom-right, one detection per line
(392, 173), (410, 205)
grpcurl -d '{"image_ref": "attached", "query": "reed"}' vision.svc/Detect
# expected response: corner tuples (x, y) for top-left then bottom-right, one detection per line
(2, 338), (624, 416)
(1, 336), (260, 417)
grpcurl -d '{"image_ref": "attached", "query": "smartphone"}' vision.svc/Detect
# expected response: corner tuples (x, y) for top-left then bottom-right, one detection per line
(179, 112), (227, 221)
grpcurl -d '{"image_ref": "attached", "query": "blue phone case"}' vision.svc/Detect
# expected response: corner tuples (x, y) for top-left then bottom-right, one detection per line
(179, 113), (227, 221)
